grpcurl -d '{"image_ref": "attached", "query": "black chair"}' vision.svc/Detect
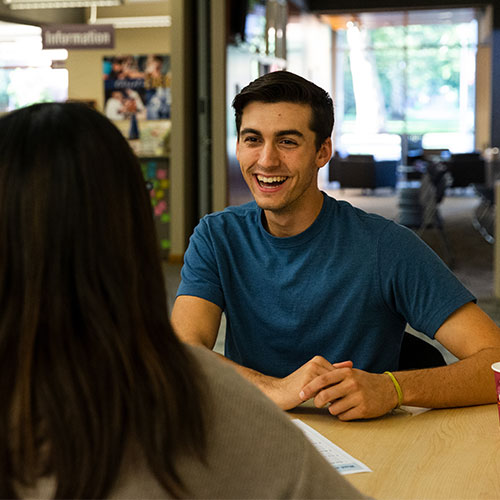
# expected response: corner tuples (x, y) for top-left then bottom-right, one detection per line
(328, 155), (375, 191)
(444, 153), (486, 188)
(398, 331), (447, 370)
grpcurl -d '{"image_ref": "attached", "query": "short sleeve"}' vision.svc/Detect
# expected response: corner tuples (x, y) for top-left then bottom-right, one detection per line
(176, 218), (225, 310)
(377, 221), (475, 337)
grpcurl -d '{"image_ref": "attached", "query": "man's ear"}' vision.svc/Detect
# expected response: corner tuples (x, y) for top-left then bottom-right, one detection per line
(316, 137), (332, 168)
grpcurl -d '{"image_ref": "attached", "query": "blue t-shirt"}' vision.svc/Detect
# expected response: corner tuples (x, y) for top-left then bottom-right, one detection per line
(177, 193), (475, 377)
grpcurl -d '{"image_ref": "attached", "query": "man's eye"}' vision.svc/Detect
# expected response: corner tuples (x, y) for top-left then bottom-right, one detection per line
(281, 139), (297, 146)
(243, 136), (259, 143)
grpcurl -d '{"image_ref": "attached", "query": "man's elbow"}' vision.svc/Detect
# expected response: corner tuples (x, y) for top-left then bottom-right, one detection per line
(171, 323), (216, 350)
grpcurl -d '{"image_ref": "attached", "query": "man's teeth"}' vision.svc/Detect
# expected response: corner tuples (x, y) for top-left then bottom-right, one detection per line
(257, 175), (287, 184)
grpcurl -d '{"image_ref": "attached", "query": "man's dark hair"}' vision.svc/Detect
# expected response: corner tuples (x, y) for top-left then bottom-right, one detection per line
(232, 70), (334, 150)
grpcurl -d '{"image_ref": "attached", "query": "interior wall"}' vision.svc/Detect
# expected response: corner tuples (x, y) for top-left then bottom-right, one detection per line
(95, 2), (168, 18)
(492, 13), (500, 148)
(210, 0), (228, 213)
(0, 3), (83, 25)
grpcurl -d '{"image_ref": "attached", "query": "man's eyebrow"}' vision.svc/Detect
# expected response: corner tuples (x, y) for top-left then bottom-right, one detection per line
(240, 128), (261, 136)
(276, 129), (304, 138)
(239, 128), (304, 138)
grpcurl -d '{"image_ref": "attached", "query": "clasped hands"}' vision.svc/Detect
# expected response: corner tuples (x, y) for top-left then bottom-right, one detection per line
(265, 355), (399, 421)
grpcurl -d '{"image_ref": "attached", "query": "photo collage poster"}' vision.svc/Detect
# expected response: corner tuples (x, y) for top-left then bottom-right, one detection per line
(103, 54), (171, 121)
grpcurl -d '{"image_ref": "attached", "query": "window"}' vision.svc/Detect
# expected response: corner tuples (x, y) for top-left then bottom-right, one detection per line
(0, 21), (68, 112)
(331, 8), (479, 161)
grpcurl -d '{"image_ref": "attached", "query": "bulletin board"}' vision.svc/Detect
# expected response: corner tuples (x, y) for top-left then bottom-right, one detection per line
(140, 157), (170, 258)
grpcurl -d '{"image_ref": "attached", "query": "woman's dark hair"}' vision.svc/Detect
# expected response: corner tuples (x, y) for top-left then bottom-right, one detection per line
(0, 102), (205, 498)
(232, 70), (334, 150)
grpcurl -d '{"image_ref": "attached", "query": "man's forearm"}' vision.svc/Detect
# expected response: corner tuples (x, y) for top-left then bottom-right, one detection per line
(212, 350), (274, 383)
(395, 347), (500, 408)
(211, 350), (286, 401)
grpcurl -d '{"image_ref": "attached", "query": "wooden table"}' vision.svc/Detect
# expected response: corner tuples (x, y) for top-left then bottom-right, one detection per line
(289, 403), (500, 499)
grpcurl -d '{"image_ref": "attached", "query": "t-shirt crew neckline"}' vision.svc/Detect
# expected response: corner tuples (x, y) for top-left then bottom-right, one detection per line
(258, 192), (332, 248)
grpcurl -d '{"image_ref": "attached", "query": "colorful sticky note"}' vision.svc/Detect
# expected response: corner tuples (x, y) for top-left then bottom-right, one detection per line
(160, 213), (170, 223)
(157, 168), (167, 180)
(160, 179), (169, 189)
(154, 200), (167, 216)
(160, 239), (171, 249)
(147, 164), (157, 178)
(156, 189), (164, 199)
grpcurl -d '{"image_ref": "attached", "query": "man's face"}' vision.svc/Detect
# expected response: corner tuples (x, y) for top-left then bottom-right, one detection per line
(236, 101), (331, 214)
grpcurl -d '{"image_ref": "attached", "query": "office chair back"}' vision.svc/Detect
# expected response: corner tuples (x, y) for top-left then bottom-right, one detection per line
(399, 331), (446, 370)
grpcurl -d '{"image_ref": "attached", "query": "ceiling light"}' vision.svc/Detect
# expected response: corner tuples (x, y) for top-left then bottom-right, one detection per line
(4, 0), (122, 9)
(91, 15), (171, 28)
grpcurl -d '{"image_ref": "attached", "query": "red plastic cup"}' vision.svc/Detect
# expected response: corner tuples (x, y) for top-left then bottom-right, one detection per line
(492, 362), (500, 422)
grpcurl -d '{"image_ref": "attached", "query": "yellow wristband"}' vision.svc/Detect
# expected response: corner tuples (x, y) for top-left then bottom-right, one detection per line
(384, 371), (403, 409)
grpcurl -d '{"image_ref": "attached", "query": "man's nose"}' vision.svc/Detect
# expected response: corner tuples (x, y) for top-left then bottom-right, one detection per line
(258, 143), (279, 167)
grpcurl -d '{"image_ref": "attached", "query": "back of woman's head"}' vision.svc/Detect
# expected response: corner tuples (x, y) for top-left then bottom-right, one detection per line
(0, 102), (205, 498)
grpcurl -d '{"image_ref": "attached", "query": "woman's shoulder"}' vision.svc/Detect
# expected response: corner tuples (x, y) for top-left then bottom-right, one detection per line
(182, 345), (367, 499)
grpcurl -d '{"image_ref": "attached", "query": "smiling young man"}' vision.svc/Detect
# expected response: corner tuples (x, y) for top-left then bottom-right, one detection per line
(172, 70), (500, 420)
(237, 100), (330, 237)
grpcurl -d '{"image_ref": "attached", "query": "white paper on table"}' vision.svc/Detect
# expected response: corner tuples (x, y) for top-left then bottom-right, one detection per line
(292, 419), (372, 475)
(399, 405), (431, 416)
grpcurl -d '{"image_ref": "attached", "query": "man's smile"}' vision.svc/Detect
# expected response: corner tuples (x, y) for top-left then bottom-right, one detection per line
(255, 174), (289, 189)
